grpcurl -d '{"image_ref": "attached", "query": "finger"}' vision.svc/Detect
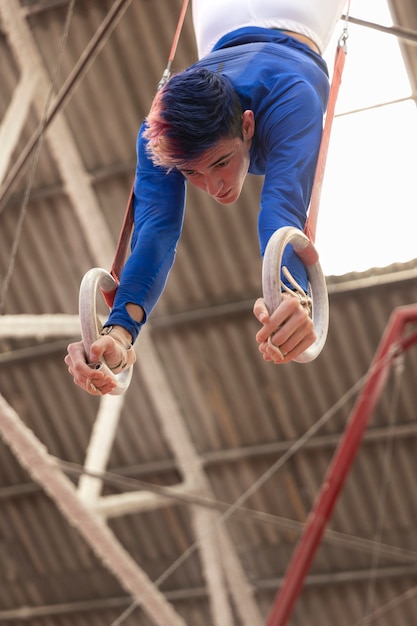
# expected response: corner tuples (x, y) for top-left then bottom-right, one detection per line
(258, 340), (283, 363)
(88, 337), (110, 364)
(66, 341), (96, 378)
(89, 336), (128, 372)
(253, 297), (269, 323)
(267, 300), (309, 347)
(67, 340), (87, 360)
(86, 374), (113, 395)
(280, 320), (316, 356)
(266, 320), (316, 363)
(256, 297), (299, 344)
(88, 368), (119, 394)
(267, 336), (286, 360)
(87, 379), (102, 395)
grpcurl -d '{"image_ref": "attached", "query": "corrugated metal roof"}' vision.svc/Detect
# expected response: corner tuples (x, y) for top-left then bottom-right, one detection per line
(0, 1), (417, 625)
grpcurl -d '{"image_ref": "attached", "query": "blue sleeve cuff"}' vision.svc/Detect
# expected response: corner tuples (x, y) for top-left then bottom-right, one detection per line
(105, 307), (146, 344)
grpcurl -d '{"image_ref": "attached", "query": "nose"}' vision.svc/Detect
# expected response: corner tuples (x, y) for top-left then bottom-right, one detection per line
(205, 173), (222, 197)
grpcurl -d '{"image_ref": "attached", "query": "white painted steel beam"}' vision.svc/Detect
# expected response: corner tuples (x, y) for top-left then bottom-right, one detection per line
(0, 3), (263, 623)
(0, 394), (187, 626)
(0, 0), (115, 268)
(0, 314), (80, 337)
(77, 394), (126, 503)
(91, 481), (197, 518)
(0, 69), (39, 185)
(134, 331), (264, 626)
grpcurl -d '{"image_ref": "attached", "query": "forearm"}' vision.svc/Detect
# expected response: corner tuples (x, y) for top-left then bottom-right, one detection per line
(258, 82), (326, 291)
(105, 122), (186, 341)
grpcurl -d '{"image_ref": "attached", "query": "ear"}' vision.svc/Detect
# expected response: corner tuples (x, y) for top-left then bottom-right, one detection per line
(242, 110), (255, 141)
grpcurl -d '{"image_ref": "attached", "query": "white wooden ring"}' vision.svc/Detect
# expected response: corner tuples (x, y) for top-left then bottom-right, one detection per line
(262, 227), (329, 363)
(79, 268), (133, 395)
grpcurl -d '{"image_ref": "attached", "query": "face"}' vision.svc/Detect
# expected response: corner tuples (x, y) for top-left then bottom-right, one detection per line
(179, 110), (255, 205)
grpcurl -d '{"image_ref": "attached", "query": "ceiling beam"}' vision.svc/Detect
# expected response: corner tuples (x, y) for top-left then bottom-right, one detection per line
(0, 314), (80, 337)
(0, 0), (117, 265)
(0, 4), (251, 622)
(134, 329), (265, 626)
(1, 561), (417, 622)
(0, 68), (39, 185)
(0, 394), (188, 626)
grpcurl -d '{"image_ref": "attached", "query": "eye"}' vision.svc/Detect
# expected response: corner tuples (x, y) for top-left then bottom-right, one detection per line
(181, 169), (197, 177)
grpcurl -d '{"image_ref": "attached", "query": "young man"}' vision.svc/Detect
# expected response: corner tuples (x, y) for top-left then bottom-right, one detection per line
(66, 0), (346, 395)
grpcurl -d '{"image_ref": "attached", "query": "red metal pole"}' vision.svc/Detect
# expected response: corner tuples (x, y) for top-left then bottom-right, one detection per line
(266, 304), (417, 626)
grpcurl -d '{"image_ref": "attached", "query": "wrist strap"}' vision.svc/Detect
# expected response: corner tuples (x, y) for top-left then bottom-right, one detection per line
(100, 325), (132, 351)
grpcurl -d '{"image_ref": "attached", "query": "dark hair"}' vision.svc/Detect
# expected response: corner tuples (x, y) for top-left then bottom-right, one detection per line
(144, 67), (243, 168)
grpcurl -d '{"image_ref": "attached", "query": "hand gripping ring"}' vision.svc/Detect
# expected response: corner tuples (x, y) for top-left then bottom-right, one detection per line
(79, 268), (133, 395)
(262, 227), (329, 363)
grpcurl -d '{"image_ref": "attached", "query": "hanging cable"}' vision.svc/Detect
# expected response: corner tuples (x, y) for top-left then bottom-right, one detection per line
(352, 584), (417, 625)
(304, 2), (349, 243)
(264, 306), (417, 626)
(0, 0), (76, 314)
(157, 0), (190, 91)
(0, 0), (133, 216)
(104, 351), (400, 626)
(100, 0), (192, 310)
(56, 456), (417, 565)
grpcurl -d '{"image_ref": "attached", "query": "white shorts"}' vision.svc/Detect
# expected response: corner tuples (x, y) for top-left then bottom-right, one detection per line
(192, 0), (348, 58)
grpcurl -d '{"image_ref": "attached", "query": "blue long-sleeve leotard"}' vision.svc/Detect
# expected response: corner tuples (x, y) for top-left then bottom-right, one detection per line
(107, 27), (330, 341)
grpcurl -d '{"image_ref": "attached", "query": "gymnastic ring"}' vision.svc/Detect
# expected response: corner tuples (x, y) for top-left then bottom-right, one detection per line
(262, 226), (329, 363)
(79, 267), (133, 395)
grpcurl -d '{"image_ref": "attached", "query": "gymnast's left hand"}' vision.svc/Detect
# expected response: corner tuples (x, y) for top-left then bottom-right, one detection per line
(253, 293), (316, 364)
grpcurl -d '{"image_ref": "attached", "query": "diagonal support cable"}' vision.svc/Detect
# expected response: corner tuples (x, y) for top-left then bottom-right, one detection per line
(0, 393), (187, 626)
(266, 304), (417, 626)
(0, 0), (133, 214)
